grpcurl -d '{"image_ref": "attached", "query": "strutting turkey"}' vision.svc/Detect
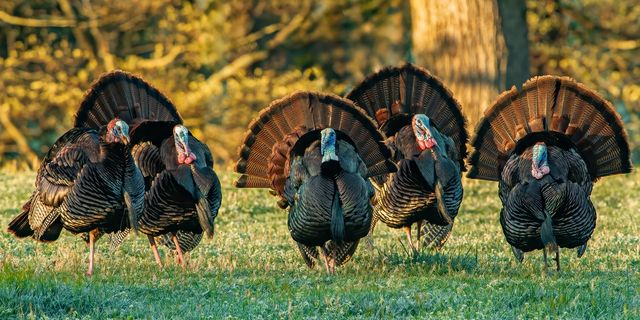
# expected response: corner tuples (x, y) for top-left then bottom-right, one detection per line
(132, 124), (221, 266)
(234, 91), (396, 273)
(74, 70), (220, 266)
(345, 64), (468, 252)
(467, 75), (632, 271)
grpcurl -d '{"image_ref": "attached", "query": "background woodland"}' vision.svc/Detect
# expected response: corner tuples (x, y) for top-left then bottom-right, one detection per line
(0, 0), (638, 168)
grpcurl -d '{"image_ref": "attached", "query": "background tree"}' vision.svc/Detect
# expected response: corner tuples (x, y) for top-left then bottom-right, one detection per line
(409, 0), (505, 127)
(498, 0), (530, 89)
(0, 0), (637, 168)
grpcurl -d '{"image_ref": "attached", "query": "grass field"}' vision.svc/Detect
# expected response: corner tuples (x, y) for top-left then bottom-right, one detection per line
(0, 170), (638, 319)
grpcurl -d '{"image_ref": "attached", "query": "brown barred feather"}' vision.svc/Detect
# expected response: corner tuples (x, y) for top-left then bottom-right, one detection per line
(325, 240), (360, 266)
(420, 221), (454, 251)
(267, 126), (309, 200)
(468, 75), (632, 181)
(296, 242), (319, 268)
(159, 231), (203, 253)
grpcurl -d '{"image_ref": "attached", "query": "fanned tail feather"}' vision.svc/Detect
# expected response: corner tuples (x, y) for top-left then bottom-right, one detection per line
(346, 63), (468, 168)
(267, 126), (309, 201)
(468, 75), (631, 181)
(74, 70), (182, 129)
(234, 91), (396, 192)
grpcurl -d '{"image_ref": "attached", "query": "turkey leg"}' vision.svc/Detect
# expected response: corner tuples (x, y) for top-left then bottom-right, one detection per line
(403, 226), (417, 254)
(148, 235), (163, 267)
(172, 232), (185, 266)
(415, 220), (423, 251)
(320, 246), (332, 274)
(86, 230), (96, 276)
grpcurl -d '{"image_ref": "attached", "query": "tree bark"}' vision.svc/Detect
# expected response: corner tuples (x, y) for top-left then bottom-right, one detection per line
(409, 0), (505, 127)
(497, 0), (530, 89)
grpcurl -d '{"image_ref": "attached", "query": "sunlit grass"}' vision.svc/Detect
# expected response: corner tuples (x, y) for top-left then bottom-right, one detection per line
(0, 170), (638, 318)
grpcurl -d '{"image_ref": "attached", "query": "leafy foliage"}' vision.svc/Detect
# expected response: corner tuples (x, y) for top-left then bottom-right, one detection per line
(0, 0), (637, 167)
(528, 0), (640, 159)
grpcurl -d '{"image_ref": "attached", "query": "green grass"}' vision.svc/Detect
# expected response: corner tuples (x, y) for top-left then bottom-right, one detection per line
(0, 170), (639, 319)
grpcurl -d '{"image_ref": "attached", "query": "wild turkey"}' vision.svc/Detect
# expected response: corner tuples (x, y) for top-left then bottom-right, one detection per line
(132, 124), (221, 266)
(467, 75), (632, 270)
(74, 70), (218, 266)
(7, 117), (144, 276)
(234, 91), (396, 273)
(345, 64), (468, 252)
(7, 127), (104, 243)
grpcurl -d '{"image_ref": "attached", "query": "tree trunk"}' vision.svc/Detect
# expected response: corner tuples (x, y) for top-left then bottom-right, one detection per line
(409, 0), (505, 127)
(497, 0), (530, 89)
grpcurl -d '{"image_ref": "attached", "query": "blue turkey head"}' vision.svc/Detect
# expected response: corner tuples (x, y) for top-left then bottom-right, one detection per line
(531, 142), (550, 179)
(106, 118), (130, 144)
(173, 125), (196, 164)
(412, 114), (437, 151)
(320, 128), (339, 163)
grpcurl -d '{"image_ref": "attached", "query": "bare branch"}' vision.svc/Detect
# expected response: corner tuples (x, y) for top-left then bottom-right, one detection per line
(266, 13), (305, 49)
(136, 46), (184, 69)
(0, 10), (77, 28)
(184, 51), (268, 107)
(604, 39), (640, 51)
(81, 0), (114, 70)
(58, 0), (94, 56)
(184, 8), (311, 108)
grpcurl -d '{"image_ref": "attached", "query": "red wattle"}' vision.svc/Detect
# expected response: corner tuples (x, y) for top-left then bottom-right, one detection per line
(417, 140), (427, 151)
(425, 138), (437, 148)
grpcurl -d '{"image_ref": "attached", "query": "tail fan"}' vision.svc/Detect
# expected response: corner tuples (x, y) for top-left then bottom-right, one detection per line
(234, 91), (396, 192)
(468, 76), (632, 181)
(74, 70), (183, 129)
(346, 63), (468, 168)
(267, 126), (309, 200)
(420, 221), (454, 251)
